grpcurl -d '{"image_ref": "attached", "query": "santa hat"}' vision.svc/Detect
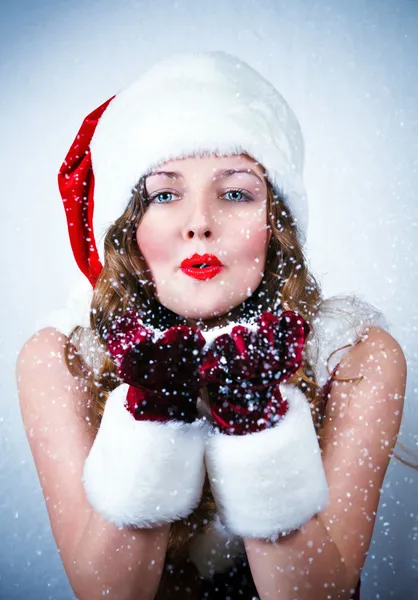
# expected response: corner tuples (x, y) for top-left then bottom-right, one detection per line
(58, 50), (309, 290)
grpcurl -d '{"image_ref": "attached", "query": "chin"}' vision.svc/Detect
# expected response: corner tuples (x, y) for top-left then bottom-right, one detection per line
(192, 303), (247, 322)
(161, 298), (239, 322)
(177, 306), (228, 321)
(157, 279), (260, 321)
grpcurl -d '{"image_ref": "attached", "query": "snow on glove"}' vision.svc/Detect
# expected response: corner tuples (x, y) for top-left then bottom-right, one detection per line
(82, 310), (210, 529)
(200, 311), (329, 540)
(106, 309), (206, 423)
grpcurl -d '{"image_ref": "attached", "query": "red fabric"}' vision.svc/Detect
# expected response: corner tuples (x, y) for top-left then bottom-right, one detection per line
(199, 310), (310, 435)
(58, 96), (115, 288)
(106, 310), (206, 422)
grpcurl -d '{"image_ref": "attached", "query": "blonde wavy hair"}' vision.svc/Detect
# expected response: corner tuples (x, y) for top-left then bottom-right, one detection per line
(63, 158), (414, 594)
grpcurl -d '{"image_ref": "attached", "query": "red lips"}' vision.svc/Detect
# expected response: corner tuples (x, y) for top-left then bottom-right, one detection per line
(180, 253), (224, 280)
(180, 253), (223, 268)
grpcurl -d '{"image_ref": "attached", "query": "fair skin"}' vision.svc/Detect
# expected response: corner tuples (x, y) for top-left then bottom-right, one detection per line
(136, 153), (272, 328)
(17, 153), (407, 599)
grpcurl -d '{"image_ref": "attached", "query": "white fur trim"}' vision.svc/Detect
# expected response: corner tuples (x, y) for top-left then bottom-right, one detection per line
(82, 383), (210, 528)
(33, 275), (109, 376)
(90, 50), (308, 261)
(188, 514), (245, 579)
(204, 384), (329, 540)
(35, 276), (94, 336)
(306, 294), (390, 388)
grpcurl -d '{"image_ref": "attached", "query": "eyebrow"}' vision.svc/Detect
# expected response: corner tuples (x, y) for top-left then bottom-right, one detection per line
(145, 168), (265, 184)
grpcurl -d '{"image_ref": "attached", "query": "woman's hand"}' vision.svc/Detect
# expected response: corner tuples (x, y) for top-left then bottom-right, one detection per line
(199, 311), (310, 434)
(106, 310), (206, 422)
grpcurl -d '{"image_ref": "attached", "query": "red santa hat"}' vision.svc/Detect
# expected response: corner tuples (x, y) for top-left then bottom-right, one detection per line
(58, 50), (309, 289)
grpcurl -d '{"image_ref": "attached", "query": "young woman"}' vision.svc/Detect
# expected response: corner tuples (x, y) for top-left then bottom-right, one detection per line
(16, 51), (408, 600)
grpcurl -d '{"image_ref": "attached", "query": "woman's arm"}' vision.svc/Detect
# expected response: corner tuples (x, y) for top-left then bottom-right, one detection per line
(244, 325), (407, 600)
(16, 328), (169, 600)
(245, 516), (348, 599)
(72, 510), (169, 600)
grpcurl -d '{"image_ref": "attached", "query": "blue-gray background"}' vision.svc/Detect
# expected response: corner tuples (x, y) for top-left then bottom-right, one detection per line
(2, 0), (418, 598)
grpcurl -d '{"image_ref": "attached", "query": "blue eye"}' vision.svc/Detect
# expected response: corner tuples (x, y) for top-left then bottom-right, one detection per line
(148, 191), (177, 204)
(148, 188), (253, 205)
(223, 188), (253, 202)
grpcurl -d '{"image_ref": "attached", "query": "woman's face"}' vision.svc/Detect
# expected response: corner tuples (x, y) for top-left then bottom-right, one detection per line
(136, 153), (271, 324)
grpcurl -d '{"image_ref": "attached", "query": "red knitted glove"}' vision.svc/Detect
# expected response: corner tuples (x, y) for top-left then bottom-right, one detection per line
(106, 310), (206, 423)
(200, 311), (309, 434)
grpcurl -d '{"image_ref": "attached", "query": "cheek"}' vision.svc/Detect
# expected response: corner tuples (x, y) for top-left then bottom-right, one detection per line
(230, 208), (269, 259)
(136, 216), (171, 265)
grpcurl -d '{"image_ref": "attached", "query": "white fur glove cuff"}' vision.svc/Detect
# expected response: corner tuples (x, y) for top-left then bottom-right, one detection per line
(204, 384), (329, 541)
(82, 383), (210, 529)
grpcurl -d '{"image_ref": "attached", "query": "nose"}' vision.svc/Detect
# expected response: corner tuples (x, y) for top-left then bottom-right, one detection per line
(185, 224), (212, 240)
(182, 201), (214, 240)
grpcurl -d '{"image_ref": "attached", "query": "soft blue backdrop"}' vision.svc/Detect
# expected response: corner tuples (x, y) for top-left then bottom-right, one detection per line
(2, 0), (418, 598)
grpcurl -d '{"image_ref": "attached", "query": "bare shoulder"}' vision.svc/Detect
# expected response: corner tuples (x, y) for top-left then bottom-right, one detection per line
(17, 326), (74, 369)
(16, 326), (90, 419)
(17, 326), (72, 380)
(18, 326), (70, 351)
(322, 324), (407, 445)
(356, 324), (407, 374)
(333, 325), (406, 403)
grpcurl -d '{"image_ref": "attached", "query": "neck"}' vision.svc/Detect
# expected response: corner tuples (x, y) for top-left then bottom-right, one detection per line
(149, 279), (282, 331)
(185, 314), (232, 332)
